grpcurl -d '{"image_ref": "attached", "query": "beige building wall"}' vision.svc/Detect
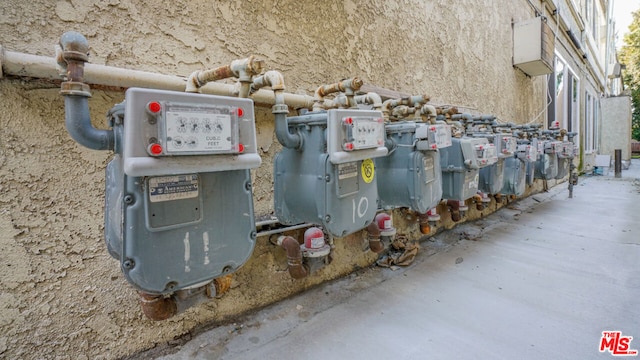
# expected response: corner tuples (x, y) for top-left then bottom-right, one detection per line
(0, 1), (547, 358)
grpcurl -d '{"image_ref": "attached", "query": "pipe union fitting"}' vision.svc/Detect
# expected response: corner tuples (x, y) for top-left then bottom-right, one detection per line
(272, 104), (289, 114)
(60, 81), (91, 97)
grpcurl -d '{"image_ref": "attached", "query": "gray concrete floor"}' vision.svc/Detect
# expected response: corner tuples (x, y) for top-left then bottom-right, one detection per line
(158, 161), (640, 360)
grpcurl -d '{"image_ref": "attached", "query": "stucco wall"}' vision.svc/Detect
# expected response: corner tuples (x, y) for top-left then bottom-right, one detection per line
(0, 1), (546, 358)
(600, 96), (632, 162)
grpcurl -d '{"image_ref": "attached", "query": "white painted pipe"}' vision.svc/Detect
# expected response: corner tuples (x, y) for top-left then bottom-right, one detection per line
(0, 47), (315, 109)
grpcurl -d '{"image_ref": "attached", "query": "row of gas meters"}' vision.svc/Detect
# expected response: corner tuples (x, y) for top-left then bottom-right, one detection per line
(58, 32), (576, 319)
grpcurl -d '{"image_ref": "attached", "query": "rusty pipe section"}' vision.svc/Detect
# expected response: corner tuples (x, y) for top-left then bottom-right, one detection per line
(138, 292), (178, 321)
(354, 92), (383, 111)
(278, 236), (309, 279)
(382, 95), (430, 121)
(251, 71), (302, 150)
(58, 32), (114, 151)
(420, 104), (438, 124)
(138, 275), (232, 320)
(366, 221), (384, 254)
(417, 212), (432, 235)
(313, 77), (363, 111)
(446, 199), (461, 222)
(185, 56), (264, 96)
(473, 194), (485, 211)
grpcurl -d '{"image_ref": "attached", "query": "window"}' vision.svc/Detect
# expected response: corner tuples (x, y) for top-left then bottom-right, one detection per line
(585, 0), (599, 40)
(584, 91), (599, 153)
(547, 54), (580, 137)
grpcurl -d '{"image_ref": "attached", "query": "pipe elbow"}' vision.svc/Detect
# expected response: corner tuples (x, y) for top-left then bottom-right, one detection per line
(64, 95), (114, 151)
(251, 70), (285, 93)
(355, 92), (383, 110)
(366, 221), (384, 254)
(279, 236), (308, 279)
(185, 71), (202, 93)
(138, 292), (178, 321)
(231, 55), (264, 81)
(59, 31), (89, 63)
(446, 199), (461, 222)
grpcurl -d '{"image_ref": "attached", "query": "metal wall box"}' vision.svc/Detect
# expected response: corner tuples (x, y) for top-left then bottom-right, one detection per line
(513, 17), (555, 76)
(105, 88), (258, 294)
(275, 110), (386, 238)
(376, 122), (449, 213)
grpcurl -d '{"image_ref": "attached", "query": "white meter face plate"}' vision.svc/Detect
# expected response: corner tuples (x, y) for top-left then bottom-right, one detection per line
(327, 109), (388, 164)
(122, 88), (260, 177)
(345, 116), (385, 150)
(161, 103), (239, 155)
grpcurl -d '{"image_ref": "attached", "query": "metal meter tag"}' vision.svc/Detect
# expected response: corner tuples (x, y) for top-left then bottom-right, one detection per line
(148, 174), (199, 203)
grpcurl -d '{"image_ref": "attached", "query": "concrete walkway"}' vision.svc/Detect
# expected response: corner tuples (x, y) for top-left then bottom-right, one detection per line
(158, 161), (640, 360)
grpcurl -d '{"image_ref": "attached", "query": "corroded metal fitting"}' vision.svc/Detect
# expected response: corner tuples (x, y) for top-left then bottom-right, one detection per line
(59, 31), (89, 62)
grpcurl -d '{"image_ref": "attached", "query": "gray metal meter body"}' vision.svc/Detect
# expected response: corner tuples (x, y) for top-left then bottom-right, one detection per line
(555, 141), (576, 179)
(104, 88), (260, 294)
(476, 134), (516, 195)
(535, 140), (561, 180)
(439, 137), (497, 201)
(376, 122), (451, 213)
(525, 138), (542, 186)
(274, 109), (387, 238)
(502, 142), (537, 196)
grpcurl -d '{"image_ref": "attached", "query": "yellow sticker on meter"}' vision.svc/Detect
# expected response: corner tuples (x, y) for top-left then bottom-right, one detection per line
(361, 159), (375, 184)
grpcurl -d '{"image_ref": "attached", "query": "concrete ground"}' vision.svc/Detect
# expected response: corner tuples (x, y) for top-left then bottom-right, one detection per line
(156, 161), (640, 360)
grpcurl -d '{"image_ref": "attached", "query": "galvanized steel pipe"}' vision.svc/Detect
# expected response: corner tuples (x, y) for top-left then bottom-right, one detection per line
(0, 45), (315, 109)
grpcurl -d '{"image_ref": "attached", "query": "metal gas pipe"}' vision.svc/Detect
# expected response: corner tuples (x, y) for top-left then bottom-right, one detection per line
(185, 56), (264, 97)
(313, 77), (363, 111)
(366, 213), (396, 254)
(277, 227), (332, 279)
(250, 70), (302, 150)
(58, 31), (114, 151)
(418, 207), (441, 234)
(381, 95), (430, 121)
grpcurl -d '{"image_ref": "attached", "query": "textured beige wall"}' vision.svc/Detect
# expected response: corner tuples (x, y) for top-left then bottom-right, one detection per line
(0, 0), (546, 358)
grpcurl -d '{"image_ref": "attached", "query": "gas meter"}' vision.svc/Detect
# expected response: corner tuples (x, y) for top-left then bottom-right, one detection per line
(274, 109), (388, 237)
(105, 88), (260, 294)
(535, 140), (561, 180)
(376, 122), (451, 213)
(502, 142), (538, 196)
(439, 137), (497, 201)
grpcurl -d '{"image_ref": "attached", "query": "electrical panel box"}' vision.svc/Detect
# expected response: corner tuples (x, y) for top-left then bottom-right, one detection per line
(274, 110), (387, 238)
(104, 88), (259, 294)
(440, 137), (496, 201)
(376, 122), (451, 214)
(513, 17), (555, 76)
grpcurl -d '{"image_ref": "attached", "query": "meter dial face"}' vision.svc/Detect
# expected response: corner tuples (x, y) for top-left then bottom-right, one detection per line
(162, 103), (238, 154)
